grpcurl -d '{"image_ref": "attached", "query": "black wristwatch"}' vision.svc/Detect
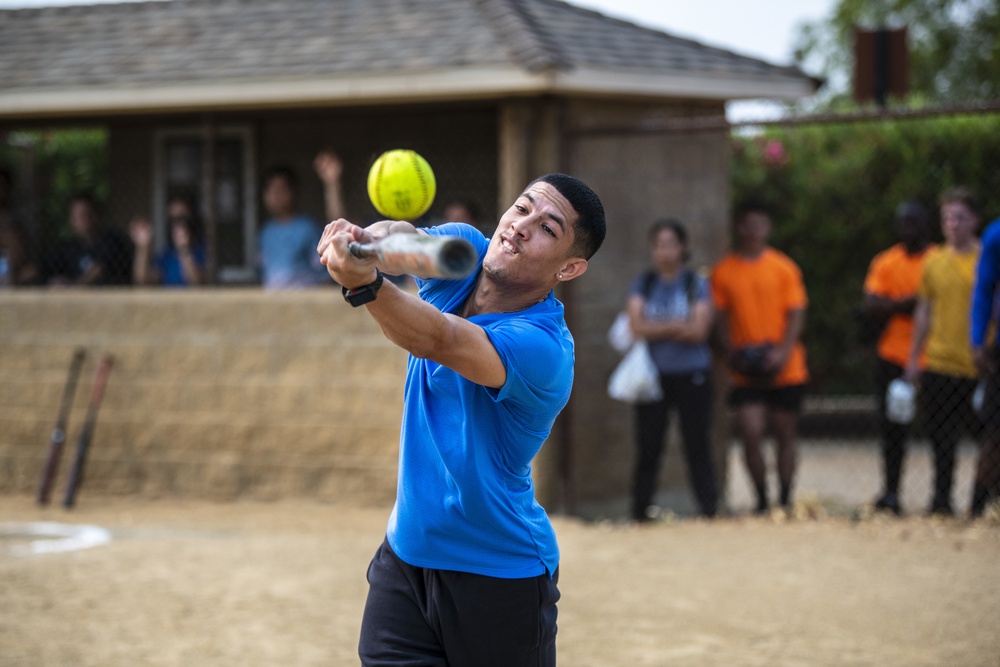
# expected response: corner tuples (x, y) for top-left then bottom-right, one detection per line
(342, 270), (384, 307)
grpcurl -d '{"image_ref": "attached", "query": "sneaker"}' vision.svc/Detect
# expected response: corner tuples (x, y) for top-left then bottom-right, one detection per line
(874, 494), (902, 516)
(928, 502), (954, 517)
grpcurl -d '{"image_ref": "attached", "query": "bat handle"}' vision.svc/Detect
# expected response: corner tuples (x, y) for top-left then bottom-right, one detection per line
(348, 242), (376, 259)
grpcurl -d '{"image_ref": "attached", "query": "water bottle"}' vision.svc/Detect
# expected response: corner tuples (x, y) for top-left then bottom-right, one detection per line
(972, 380), (986, 415)
(886, 379), (916, 424)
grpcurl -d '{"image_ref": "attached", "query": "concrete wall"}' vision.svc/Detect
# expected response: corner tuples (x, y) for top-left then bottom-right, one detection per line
(552, 99), (734, 517)
(0, 289), (409, 505)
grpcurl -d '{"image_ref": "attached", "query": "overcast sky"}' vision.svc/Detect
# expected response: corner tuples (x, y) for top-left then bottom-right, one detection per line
(573, 1), (838, 63)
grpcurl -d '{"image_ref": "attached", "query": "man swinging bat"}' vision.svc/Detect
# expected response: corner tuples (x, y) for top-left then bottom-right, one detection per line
(317, 173), (605, 667)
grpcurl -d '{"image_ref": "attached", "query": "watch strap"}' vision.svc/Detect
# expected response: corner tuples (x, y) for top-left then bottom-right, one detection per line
(342, 270), (384, 307)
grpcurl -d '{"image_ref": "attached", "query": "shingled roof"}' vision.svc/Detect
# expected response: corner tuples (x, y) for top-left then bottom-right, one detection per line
(0, 0), (817, 119)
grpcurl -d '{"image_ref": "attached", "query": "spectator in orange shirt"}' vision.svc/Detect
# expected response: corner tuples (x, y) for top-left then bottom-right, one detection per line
(860, 201), (935, 515)
(711, 198), (809, 515)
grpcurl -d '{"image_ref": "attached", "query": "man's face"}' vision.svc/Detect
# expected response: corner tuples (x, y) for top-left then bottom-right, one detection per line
(68, 200), (96, 238)
(736, 211), (771, 247)
(896, 214), (929, 246)
(262, 175), (295, 217)
(940, 201), (978, 247)
(483, 182), (579, 287)
(651, 227), (684, 268)
(167, 200), (192, 223)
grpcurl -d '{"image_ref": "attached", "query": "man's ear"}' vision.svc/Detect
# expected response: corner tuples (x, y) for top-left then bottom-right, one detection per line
(555, 257), (588, 282)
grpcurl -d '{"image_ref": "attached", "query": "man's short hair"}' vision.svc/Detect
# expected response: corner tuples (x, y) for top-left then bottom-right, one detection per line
(733, 196), (772, 224)
(68, 191), (98, 210)
(895, 200), (930, 223)
(262, 165), (299, 192)
(939, 186), (981, 217)
(530, 173), (606, 260)
(648, 218), (691, 262)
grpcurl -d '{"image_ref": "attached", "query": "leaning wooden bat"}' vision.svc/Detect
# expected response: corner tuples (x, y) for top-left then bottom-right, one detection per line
(37, 348), (87, 506)
(348, 233), (477, 279)
(62, 354), (114, 509)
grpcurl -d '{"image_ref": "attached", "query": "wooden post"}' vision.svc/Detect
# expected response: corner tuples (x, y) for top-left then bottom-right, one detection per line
(202, 116), (218, 283)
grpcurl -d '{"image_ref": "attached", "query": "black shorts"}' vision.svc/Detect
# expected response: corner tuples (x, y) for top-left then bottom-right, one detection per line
(728, 383), (806, 412)
(358, 537), (560, 667)
(981, 345), (1000, 434)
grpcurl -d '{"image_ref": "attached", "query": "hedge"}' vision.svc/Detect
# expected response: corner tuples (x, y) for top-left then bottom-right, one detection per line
(731, 112), (1000, 393)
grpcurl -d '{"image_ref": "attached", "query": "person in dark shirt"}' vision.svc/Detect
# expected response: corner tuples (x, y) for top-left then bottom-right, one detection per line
(43, 193), (132, 287)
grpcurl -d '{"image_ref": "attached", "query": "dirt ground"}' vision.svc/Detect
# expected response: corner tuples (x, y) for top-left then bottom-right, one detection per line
(2, 495), (998, 667)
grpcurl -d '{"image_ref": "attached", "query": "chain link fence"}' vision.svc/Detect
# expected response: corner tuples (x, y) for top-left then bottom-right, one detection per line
(722, 105), (1000, 518)
(3, 109), (1000, 519)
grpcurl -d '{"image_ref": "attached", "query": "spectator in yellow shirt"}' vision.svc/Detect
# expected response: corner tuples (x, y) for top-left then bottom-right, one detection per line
(905, 188), (982, 516)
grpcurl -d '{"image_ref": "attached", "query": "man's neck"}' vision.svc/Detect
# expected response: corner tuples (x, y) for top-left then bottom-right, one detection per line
(737, 243), (767, 259)
(657, 264), (682, 280)
(461, 274), (550, 318)
(950, 238), (978, 254)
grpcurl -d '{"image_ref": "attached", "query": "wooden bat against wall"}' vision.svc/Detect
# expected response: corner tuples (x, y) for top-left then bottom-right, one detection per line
(62, 354), (114, 509)
(37, 348), (87, 506)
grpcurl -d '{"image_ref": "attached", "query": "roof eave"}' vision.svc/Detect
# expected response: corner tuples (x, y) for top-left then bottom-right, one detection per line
(0, 66), (815, 120)
(554, 67), (818, 102)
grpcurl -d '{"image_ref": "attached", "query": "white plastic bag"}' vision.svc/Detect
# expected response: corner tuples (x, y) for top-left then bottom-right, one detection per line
(608, 340), (663, 404)
(607, 311), (634, 354)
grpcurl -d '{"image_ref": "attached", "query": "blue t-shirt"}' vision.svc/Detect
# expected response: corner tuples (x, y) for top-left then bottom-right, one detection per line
(971, 217), (1000, 347)
(386, 223), (567, 579)
(157, 245), (206, 287)
(629, 270), (712, 374)
(258, 215), (326, 288)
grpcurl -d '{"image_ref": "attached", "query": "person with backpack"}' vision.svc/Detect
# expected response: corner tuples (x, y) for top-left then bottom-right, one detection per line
(626, 218), (718, 520)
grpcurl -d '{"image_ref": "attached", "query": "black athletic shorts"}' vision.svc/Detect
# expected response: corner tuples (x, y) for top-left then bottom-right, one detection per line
(728, 383), (806, 412)
(358, 537), (560, 667)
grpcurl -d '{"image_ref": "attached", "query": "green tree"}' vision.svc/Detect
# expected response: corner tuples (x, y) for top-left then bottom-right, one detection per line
(1, 128), (108, 247)
(793, 0), (1000, 106)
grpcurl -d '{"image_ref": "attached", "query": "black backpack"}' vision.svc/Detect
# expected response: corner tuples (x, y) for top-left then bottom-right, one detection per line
(638, 269), (698, 308)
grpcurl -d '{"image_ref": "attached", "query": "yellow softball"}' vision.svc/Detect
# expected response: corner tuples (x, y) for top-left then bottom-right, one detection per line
(367, 149), (437, 220)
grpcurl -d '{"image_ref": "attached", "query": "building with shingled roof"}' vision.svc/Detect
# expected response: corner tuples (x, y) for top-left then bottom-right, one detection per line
(0, 0), (817, 515)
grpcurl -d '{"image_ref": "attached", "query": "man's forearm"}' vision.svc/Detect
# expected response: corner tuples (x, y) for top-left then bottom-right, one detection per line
(360, 278), (506, 388)
(178, 249), (203, 285)
(323, 184), (346, 223)
(132, 246), (152, 285)
(781, 308), (806, 353)
(363, 279), (453, 358)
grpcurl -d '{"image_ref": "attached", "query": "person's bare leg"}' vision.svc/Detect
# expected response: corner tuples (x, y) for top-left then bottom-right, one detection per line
(736, 402), (769, 512)
(770, 409), (799, 508)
